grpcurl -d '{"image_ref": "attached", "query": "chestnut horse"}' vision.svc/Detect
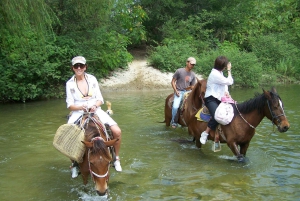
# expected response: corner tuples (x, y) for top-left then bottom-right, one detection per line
(163, 78), (207, 132)
(79, 113), (118, 196)
(190, 87), (290, 162)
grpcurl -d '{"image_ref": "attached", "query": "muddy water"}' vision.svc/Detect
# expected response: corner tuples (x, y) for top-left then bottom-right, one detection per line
(0, 85), (299, 201)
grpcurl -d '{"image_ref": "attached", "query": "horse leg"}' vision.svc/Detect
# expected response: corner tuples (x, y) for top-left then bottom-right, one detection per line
(79, 164), (89, 185)
(227, 141), (245, 162)
(239, 143), (250, 157)
(164, 94), (173, 127)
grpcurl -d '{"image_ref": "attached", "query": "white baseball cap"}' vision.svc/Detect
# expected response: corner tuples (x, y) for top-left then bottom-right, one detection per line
(71, 56), (86, 65)
(187, 57), (196, 65)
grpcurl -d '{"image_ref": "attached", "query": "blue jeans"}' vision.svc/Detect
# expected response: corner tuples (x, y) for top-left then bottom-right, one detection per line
(171, 91), (186, 125)
(204, 96), (221, 130)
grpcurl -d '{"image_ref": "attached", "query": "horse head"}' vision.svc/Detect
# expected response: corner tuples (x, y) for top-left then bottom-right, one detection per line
(263, 87), (290, 132)
(82, 137), (119, 196)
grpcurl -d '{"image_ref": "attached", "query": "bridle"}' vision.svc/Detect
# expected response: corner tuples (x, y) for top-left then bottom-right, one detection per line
(87, 137), (110, 183)
(267, 96), (286, 128)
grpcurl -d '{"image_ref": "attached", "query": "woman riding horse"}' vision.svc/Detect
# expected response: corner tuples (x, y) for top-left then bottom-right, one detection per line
(66, 56), (122, 177)
(200, 56), (233, 149)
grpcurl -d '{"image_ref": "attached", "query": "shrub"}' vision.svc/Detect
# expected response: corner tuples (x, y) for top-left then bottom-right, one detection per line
(249, 34), (300, 77)
(148, 39), (199, 72)
(196, 41), (263, 88)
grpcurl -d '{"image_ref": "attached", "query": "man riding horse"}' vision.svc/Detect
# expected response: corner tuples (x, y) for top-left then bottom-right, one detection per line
(171, 57), (198, 128)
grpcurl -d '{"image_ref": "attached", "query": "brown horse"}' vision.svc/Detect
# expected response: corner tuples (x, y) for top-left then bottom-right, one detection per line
(163, 78), (208, 144)
(191, 87), (290, 162)
(79, 113), (118, 196)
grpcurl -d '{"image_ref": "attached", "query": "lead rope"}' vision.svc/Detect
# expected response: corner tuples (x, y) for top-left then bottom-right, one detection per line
(234, 102), (256, 129)
(234, 102), (268, 137)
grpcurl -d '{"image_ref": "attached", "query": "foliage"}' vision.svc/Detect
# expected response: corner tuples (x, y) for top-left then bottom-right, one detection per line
(111, 1), (148, 46)
(249, 34), (300, 77)
(1, 0), (300, 102)
(197, 41), (262, 88)
(0, 0), (137, 102)
(160, 12), (216, 50)
(73, 28), (133, 78)
(148, 39), (199, 72)
(0, 31), (76, 102)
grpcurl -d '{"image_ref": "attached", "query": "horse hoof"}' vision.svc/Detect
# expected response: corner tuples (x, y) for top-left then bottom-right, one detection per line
(237, 155), (245, 163)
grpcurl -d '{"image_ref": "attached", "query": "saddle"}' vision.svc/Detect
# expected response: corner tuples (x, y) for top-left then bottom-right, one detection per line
(168, 91), (191, 124)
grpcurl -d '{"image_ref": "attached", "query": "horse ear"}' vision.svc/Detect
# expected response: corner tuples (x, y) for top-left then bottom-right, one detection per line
(271, 86), (277, 94)
(104, 138), (119, 147)
(262, 88), (272, 99)
(82, 141), (93, 148)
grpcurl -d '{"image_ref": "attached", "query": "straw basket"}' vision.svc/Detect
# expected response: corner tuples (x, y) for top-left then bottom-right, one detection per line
(53, 124), (85, 163)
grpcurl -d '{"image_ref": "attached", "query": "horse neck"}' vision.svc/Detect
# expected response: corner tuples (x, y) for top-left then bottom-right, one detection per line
(188, 87), (202, 111)
(235, 97), (267, 128)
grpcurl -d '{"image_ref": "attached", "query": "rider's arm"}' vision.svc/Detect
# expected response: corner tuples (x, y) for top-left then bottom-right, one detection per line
(171, 78), (179, 96)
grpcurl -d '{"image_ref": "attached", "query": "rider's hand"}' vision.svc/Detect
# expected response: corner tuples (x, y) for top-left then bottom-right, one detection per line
(225, 92), (231, 98)
(227, 62), (232, 71)
(89, 105), (98, 113)
(81, 104), (88, 111)
(175, 90), (180, 97)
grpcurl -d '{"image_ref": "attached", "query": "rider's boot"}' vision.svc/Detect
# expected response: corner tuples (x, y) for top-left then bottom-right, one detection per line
(71, 161), (79, 178)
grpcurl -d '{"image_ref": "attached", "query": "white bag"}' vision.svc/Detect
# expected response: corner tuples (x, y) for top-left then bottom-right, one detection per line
(214, 102), (234, 125)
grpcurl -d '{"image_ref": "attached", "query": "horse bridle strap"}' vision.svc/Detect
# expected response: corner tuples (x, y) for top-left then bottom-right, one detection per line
(87, 141), (110, 183)
(267, 99), (285, 127)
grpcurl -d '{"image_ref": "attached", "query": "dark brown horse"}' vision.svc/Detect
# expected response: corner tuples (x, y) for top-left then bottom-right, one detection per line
(79, 113), (118, 196)
(163, 78), (207, 132)
(191, 87), (290, 162)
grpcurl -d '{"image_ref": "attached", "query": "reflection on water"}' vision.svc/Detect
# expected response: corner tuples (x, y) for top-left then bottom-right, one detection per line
(0, 85), (299, 200)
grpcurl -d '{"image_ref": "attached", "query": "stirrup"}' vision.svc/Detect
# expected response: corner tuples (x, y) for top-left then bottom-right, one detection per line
(212, 141), (221, 152)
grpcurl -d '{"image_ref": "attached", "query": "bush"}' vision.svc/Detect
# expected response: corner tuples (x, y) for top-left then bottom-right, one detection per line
(148, 39), (199, 72)
(249, 34), (300, 77)
(196, 41), (263, 88)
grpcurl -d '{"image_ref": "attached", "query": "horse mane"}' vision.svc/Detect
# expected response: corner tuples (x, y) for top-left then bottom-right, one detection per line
(236, 92), (266, 114)
(189, 81), (201, 98)
(90, 139), (112, 161)
(188, 79), (205, 108)
(236, 87), (281, 115)
(84, 121), (101, 141)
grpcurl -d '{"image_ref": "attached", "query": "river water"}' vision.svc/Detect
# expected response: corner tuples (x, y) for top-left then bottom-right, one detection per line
(0, 85), (299, 201)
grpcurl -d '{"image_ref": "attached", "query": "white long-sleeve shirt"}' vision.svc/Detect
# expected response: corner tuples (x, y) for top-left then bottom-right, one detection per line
(66, 73), (104, 110)
(204, 69), (234, 101)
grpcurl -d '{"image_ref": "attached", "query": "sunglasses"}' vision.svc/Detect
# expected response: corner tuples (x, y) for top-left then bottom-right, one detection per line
(73, 63), (86, 69)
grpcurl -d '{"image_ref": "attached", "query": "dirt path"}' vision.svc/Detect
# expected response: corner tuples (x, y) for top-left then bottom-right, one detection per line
(99, 48), (202, 91)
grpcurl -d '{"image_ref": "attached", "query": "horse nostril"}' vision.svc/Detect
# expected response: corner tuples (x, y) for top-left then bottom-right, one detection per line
(280, 126), (289, 132)
(96, 190), (107, 196)
(284, 126), (289, 132)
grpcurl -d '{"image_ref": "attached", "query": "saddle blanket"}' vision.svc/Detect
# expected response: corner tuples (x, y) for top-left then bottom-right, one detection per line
(195, 107), (211, 122)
